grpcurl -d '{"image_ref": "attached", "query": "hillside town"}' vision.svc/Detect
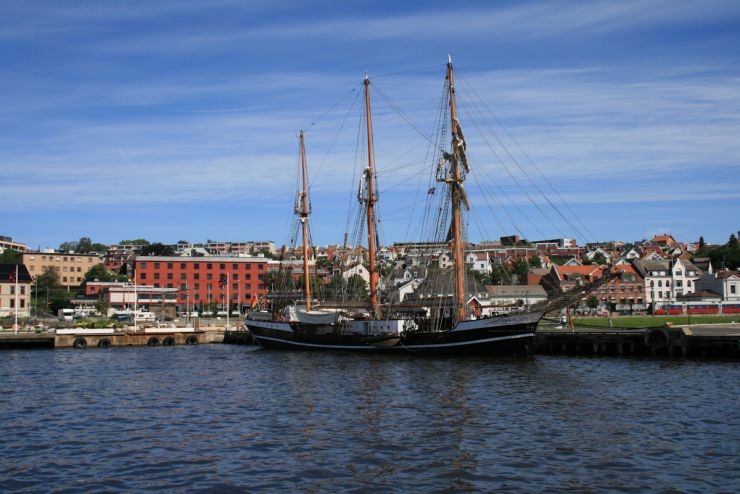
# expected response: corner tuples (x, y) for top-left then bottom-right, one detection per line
(1, 232), (739, 323)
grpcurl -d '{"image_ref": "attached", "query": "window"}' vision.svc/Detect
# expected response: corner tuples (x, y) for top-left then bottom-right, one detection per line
(232, 264), (238, 270)
(245, 284), (251, 290)
(180, 273), (186, 280)
(258, 284), (264, 290)
(194, 273), (200, 280)
(20, 286), (25, 295)
(154, 263), (160, 269)
(167, 283), (173, 288)
(194, 283), (200, 290)
(167, 263), (173, 269)
(140, 262), (147, 268)
(181, 263), (186, 269)
(732, 285), (737, 294)
(154, 283), (159, 288)
(154, 273), (160, 280)
(167, 273), (173, 280)
(675, 270), (682, 276)
(10, 286), (15, 295)
(232, 283), (238, 290)
(220, 263), (225, 269)
(20, 299), (25, 308)
(245, 274), (251, 280)
(207, 263), (212, 270)
(232, 273), (238, 280)
(195, 294), (200, 300)
(207, 283), (213, 290)
(180, 283), (187, 290)
(245, 264), (252, 270)
(141, 273), (147, 280)
(194, 263), (200, 269)
(658, 280), (662, 287)
(207, 274), (213, 280)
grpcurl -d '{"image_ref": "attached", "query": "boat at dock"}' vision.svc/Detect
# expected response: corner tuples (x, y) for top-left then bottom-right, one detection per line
(246, 57), (611, 355)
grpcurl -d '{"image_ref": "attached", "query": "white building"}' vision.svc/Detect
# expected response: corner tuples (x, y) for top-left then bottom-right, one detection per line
(635, 258), (701, 305)
(695, 270), (740, 302)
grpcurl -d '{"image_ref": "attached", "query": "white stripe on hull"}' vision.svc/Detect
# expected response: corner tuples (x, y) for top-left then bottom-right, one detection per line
(252, 332), (534, 351)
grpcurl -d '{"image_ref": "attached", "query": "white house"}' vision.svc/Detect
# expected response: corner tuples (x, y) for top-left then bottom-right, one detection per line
(394, 278), (424, 303)
(695, 270), (740, 302)
(465, 252), (491, 275)
(341, 263), (370, 288)
(635, 258), (701, 305)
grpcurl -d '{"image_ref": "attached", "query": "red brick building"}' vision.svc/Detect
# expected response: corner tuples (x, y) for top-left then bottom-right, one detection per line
(131, 256), (268, 312)
(594, 264), (645, 310)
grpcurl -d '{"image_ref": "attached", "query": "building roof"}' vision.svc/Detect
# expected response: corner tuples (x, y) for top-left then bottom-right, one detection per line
(717, 270), (740, 279)
(133, 255), (267, 262)
(552, 265), (603, 281)
(484, 285), (547, 297)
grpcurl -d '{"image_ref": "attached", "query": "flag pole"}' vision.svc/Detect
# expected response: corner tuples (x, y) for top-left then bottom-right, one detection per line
(226, 273), (230, 331)
(133, 268), (138, 332)
(14, 264), (19, 334)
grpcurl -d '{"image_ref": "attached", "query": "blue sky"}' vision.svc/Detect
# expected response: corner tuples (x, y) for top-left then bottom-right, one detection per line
(1, 0), (739, 250)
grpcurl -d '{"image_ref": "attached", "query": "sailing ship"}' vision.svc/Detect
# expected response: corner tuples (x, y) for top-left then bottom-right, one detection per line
(246, 57), (610, 355)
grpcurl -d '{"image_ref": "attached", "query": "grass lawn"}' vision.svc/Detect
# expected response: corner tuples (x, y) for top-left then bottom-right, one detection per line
(573, 315), (740, 328)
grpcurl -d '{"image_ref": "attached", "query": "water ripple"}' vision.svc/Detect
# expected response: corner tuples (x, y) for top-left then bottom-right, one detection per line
(1, 347), (739, 492)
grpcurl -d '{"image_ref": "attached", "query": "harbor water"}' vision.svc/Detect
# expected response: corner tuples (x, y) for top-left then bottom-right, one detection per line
(1, 346), (739, 492)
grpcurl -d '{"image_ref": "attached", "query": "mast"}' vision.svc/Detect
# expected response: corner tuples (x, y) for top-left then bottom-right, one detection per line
(298, 130), (312, 311)
(447, 56), (467, 323)
(363, 75), (379, 315)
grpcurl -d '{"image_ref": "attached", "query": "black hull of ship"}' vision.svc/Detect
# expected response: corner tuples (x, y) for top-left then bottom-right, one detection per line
(246, 320), (538, 356)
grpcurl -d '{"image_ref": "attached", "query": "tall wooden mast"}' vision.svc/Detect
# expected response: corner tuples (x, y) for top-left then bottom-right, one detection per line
(363, 75), (379, 315)
(298, 130), (312, 311)
(447, 56), (467, 323)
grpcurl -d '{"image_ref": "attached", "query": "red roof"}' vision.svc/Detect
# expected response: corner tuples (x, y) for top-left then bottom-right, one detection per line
(553, 265), (603, 281)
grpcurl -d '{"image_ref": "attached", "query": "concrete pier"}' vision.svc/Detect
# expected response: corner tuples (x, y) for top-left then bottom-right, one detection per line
(0, 328), (224, 349)
(536, 323), (740, 358)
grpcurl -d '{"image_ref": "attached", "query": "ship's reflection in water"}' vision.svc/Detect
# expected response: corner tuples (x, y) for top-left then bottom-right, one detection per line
(1, 347), (739, 492)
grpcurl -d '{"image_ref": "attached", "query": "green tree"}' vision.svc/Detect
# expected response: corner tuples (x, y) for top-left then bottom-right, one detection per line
(592, 252), (608, 265)
(120, 239), (150, 246)
(140, 243), (175, 256)
(84, 264), (117, 282)
(35, 267), (72, 314)
(529, 255), (543, 268)
(511, 259), (529, 277)
(489, 263), (512, 285)
(0, 249), (20, 264)
(729, 234), (738, 249)
(586, 295), (599, 309)
(698, 236), (706, 252)
(322, 274), (368, 300)
(59, 237), (108, 253)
